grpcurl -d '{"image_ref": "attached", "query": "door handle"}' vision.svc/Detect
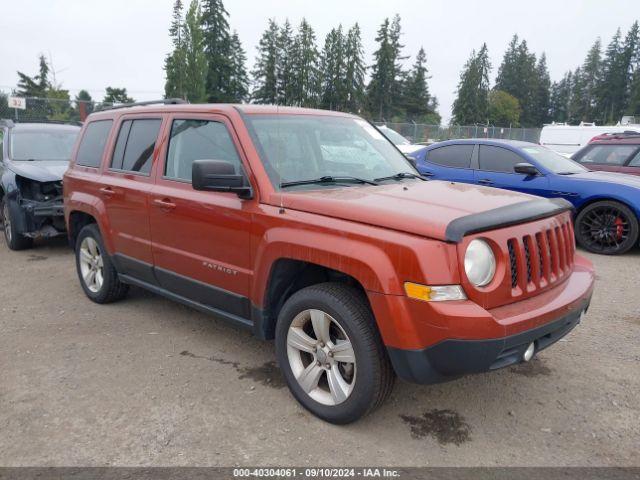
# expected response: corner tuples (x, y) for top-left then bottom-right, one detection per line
(99, 186), (115, 198)
(478, 179), (494, 185)
(153, 198), (176, 211)
(421, 171), (434, 177)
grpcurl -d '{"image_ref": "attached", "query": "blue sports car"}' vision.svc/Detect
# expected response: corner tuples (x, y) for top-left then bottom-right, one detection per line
(409, 139), (640, 255)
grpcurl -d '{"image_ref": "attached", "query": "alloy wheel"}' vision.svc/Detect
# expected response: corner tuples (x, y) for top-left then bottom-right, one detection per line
(79, 237), (104, 293)
(578, 205), (631, 253)
(286, 309), (356, 406)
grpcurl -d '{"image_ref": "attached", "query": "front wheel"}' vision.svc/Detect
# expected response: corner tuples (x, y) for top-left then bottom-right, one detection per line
(575, 201), (639, 255)
(275, 283), (394, 424)
(1, 196), (33, 251)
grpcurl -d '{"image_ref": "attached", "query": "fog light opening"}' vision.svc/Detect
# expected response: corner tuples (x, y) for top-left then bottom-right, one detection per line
(523, 342), (535, 362)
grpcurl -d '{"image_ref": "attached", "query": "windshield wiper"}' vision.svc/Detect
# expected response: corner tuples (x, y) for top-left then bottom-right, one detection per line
(281, 176), (379, 188)
(374, 172), (426, 182)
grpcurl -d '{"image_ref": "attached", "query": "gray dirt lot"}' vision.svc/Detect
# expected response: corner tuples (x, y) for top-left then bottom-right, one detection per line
(0, 238), (638, 467)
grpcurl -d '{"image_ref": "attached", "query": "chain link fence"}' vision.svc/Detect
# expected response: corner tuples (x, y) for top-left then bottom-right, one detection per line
(0, 92), (542, 144)
(375, 122), (542, 144)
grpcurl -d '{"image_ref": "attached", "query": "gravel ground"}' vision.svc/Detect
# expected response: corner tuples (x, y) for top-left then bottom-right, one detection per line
(0, 237), (638, 467)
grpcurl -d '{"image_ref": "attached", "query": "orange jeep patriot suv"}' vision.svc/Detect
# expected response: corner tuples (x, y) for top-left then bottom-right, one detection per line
(64, 101), (595, 424)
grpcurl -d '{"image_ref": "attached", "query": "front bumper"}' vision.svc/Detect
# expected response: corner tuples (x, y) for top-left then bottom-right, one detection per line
(6, 193), (65, 238)
(387, 301), (588, 384)
(368, 255), (595, 384)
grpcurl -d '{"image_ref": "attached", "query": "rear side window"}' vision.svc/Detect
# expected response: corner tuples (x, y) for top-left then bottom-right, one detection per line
(111, 119), (162, 174)
(574, 145), (638, 166)
(76, 120), (113, 168)
(479, 145), (524, 173)
(165, 119), (242, 181)
(427, 145), (474, 168)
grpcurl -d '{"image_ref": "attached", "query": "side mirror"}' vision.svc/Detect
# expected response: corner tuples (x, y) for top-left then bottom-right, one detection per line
(513, 162), (540, 176)
(192, 159), (252, 198)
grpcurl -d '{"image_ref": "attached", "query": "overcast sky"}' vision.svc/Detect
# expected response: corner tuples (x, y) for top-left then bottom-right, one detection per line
(1, 0), (638, 122)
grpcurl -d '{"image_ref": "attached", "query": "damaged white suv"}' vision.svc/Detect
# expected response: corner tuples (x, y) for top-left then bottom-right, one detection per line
(0, 120), (80, 250)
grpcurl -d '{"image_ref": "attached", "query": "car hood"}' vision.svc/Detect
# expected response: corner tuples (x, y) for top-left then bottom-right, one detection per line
(276, 180), (539, 241)
(569, 170), (640, 188)
(6, 160), (69, 182)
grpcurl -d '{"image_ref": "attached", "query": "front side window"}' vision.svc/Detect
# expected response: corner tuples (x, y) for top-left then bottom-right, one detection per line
(574, 144), (639, 166)
(427, 145), (474, 168)
(245, 115), (414, 189)
(165, 119), (242, 181)
(11, 128), (79, 162)
(76, 120), (113, 168)
(478, 145), (525, 173)
(110, 119), (161, 174)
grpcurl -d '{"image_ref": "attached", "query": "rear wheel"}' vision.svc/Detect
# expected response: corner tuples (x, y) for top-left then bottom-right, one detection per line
(275, 283), (394, 424)
(75, 224), (128, 303)
(575, 200), (639, 255)
(1, 196), (33, 250)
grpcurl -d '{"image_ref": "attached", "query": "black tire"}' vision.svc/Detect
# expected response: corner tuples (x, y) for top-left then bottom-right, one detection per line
(275, 282), (395, 424)
(1, 196), (33, 251)
(75, 223), (128, 303)
(575, 200), (639, 255)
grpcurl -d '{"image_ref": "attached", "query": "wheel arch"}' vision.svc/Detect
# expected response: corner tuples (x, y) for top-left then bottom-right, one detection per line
(255, 258), (374, 340)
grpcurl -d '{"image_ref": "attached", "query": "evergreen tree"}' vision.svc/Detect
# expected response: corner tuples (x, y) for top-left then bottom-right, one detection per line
(290, 18), (320, 107)
(401, 47), (434, 121)
(252, 19), (280, 104)
(320, 26), (346, 110)
(182, 0), (208, 102)
(16, 54), (50, 97)
(575, 39), (602, 121)
(596, 28), (626, 123)
(452, 44), (491, 125)
(568, 66), (586, 123)
(277, 20), (296, 105)
(549, 72), (573, 122)
(74, 89), (94, 119)
(342, 23), (366, 112)
(495, 36), (539, 126)
(201, 0), (232, 102)
(103, 87), (134, 104)
(228, 31), (249, 102)
(532, 53), (551, 126)
(366, 16), (405, 120)
(164, 0), (187, 99)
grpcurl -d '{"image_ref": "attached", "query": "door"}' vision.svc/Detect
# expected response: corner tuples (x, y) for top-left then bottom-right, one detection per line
(474, 145), (550, 197)
(419, 144), (476, 184)
(149, 114), (252, 321)
(100, 116), (163, 281)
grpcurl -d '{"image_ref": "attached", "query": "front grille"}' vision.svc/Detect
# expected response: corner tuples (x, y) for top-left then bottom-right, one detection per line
(507, 220), (575, 293)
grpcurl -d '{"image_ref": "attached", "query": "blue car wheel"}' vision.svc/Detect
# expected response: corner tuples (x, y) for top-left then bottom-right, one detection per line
(575, 200), (639, 255)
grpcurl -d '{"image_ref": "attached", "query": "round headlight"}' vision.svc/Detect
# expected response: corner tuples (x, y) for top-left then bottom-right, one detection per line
(464, 239), (496, 287)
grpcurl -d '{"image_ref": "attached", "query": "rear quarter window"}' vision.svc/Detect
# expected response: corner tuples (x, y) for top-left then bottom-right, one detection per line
(427, 144), (474, 168)
(76, 120), (113, 168)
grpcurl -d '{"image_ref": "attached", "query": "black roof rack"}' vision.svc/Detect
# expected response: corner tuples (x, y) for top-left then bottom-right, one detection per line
(99, 98), (188, 111)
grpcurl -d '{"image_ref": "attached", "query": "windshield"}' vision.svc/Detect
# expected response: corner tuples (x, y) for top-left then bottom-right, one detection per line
(521, 145), (587, 174)
(379, 126), (411, 145)
(245, 115), (416, 189)
(10, 130), (79, 161)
